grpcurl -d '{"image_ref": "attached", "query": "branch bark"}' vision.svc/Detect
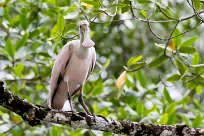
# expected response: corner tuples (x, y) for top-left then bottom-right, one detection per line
(0, 81), (204, 135)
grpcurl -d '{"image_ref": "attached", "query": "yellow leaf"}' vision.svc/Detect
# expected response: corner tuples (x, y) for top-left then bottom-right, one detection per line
(116, 71), (126, 89)
(84, 3), (93, 8)
(166, 40), (176, 57)
(168, 40), (176, 51)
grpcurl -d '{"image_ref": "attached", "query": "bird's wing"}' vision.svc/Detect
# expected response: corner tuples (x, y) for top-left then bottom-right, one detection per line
(86, 48), (96, 82)
(48, 42), (74, 108)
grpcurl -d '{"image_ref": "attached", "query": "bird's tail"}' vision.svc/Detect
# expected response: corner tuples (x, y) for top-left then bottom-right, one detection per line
(62, 100), (71, 111)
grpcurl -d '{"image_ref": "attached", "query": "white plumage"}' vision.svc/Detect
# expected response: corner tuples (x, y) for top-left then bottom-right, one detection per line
(47, 20), (96, 114)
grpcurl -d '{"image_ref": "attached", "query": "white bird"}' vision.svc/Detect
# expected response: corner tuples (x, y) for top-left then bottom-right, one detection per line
(48, 20), (96, 115)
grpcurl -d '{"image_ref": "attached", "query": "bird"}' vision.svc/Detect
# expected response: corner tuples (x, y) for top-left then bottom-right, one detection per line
(47, 20), (96, 115)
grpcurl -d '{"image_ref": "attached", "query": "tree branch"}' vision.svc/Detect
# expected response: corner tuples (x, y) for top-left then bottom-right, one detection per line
(0, 81), (204, 135)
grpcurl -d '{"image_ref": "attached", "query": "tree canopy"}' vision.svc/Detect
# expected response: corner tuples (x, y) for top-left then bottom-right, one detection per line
(0, 0), (204, 135)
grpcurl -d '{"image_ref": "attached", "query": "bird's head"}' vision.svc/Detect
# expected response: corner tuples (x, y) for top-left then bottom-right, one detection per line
(79, 20), (95, 48)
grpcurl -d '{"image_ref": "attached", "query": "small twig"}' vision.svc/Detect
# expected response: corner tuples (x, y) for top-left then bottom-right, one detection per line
(185, 72), (204, 83)
(60, 34), (79, 40)
(146, 17), (166, 40)
(181, 11), (204, 21)
(158, 6), (179, 21)
(105, 0), (118, 17)
(147, 18), (202, 41)
(187, 0), (204, 21)
(80, 7), (89, 21)
(129, 1), (139, 20)
(170, 57), (178, 70)
(90, 13), (100, 23)
(92, 10), (204, 24)
(159, 75), (173, 87)
(176, 52), (191, 67)
(164, 21), (179, 55)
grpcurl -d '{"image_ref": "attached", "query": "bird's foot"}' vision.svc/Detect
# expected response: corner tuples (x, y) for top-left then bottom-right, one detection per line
(77, 111), (96, 126)
(69, 111), (84, 126)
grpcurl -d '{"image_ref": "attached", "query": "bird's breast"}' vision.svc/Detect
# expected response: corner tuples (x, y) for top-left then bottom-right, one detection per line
(63, 52), (91, 90)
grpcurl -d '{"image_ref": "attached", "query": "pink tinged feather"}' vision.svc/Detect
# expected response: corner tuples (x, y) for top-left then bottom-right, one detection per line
(48, 43), (73, 109)
(48, 20), (96, 112)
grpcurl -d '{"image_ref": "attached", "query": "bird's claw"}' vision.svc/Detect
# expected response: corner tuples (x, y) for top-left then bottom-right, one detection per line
(69, 111), (84, 126)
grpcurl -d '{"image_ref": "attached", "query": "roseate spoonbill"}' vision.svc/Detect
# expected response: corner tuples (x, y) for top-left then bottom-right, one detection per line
(48, 20), (96, 115)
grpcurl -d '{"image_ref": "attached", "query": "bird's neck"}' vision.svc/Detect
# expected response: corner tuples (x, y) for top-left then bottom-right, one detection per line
(80, 32), (84, 46)
(76, 44), (90, 59)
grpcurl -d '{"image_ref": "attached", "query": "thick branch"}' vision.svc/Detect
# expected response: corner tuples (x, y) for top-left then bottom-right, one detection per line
(0, 81), (204, 135)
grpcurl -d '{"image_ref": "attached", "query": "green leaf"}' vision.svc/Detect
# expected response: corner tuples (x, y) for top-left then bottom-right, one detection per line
(163, 87), (172, 103)
(165, 102), (176, 115)
(192, 53), (199, 65)
(159, 8), (172, 17)
(168, 113), (176, 124)
(136, 101), (144, 117)
(104, 58), (111, 68)
(51, 126), (62, 136)
(159, 113), (168, 124)
(38, 52), (51, 58)
(167, 74), (181, 82)
(36, 84), (43, 91)
(51, 24), (61, 40)
(197, 76), (204, 86)
(179, 46), (196, 54)
(65, 23), (77, 31)
(57, 14), (65, 34)
(126, 61), (147, 71)
(82, 0), (100, 8)
(135, 70), (146, 87)
(138, 0), (150, 4)
(176, 60), (185, 75)
(121, 6), (130, 13)
(6, 38), (15, 59)
(30, 29), (40, 38)
(16, 33), (29, 50)
(182, 115), (190, 126)
(187, 82), (197, 90)
(13, 63), (24, 78)
(148, 54), (168, 67)
(193, 0), (201, 11)
(179, 36), (198, 47)
(140, 9), (147, 18)
(0, 47), (10, 59)
(193, 114), (202, 128)
(196, 85), (202, 94)
(127, 55), (143, 66)
(10, 15), (20, 27)
(172, 28), (181, 46)
(92, 81), (104, 96)
(20, 8), (28, 30)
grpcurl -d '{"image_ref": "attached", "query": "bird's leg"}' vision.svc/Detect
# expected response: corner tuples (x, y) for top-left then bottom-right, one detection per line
(78, 86), (91, 115)
(67, 83), (74, 114)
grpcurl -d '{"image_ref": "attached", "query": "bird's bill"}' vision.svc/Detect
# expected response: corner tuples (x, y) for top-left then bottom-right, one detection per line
(81, 28), (95, 47)
(82, 38), (95, 47)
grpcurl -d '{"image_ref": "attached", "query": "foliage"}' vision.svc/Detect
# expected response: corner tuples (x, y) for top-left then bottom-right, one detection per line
(0, 0), (204, 135)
